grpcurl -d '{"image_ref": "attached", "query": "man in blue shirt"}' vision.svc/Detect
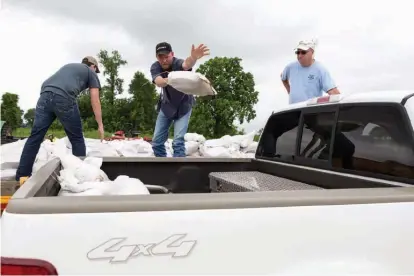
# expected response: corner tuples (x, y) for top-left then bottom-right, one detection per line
(150, 42), (209, 157)
(15, 56), (104, 183)
(281, 40), (340, 104)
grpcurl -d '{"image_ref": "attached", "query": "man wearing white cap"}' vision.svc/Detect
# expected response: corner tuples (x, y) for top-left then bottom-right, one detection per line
(281, 39), (340, 104)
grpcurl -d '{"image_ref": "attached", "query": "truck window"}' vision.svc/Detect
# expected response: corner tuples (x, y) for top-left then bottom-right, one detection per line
(332, 105), (414, 179)
(299, 112), (336, 161)
(256, 110), (300, 160)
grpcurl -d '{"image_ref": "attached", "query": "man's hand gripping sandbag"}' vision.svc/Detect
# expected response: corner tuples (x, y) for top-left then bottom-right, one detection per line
(166, 71), (217, 97)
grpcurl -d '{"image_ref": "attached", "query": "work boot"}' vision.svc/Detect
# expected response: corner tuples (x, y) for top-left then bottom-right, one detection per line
(19, 176), (29, 186)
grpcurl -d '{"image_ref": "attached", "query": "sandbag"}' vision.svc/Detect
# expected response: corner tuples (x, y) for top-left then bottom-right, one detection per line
(184, 133), (206, 143)
(1, 168), (17, 180)
(185, 141), (199, 156)
(167, 71), (217, 97)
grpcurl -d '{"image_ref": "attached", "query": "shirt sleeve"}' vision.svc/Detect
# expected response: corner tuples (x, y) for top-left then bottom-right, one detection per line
(150, 62), (168, 83)
(88, 69), (101, 89)
(319, 67), (337, 92)
(281, 64), (290, 81)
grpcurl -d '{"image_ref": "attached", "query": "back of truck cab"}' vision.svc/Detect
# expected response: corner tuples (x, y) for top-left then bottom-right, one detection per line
(2, 91), (414, 275)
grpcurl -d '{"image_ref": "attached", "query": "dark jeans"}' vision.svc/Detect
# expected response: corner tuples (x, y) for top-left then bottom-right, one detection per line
(15, 92), (86, 180)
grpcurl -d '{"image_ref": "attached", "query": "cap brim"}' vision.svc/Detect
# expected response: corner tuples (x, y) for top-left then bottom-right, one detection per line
(157, 51), (171, 56)
(295, 46), (311, 51)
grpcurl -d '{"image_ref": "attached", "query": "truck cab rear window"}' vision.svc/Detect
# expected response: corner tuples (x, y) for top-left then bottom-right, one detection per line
(256, 110), (300, 160)
(299, 112), (336, 162)
(257, 103), (414, 180)
(332, 105), (414, 179)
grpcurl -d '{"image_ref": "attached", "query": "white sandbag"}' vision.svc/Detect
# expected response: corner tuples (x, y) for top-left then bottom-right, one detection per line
(134, 140), (153, 153)
(59, 154), (84, 171)
(199, 145), (233, 158)
(185, 141), (199, 156)
(204, 137), (232, 148)
(1, 169), (17, 180)
(165, 139), (173, 157)
(83, 156), (103, 168)
(167, 71), (217, 97)
(135, 152), (155, 157)
(245, 152), (256, 158)
(0, 162), (18, 170)
(240, 131), (257, 148)
(189, 151), (201, 157)
(0, 138), (26, 163)
(184, 133), (206, 143)
(229, 143), (241, 152)
(58, 168), (113, 194)
(112, 175), (150, 195)
(58, 169), (82, 192)
(243, 141), (258, 153)
(36, 146), (49, 162)
(74, 162), (109, 183)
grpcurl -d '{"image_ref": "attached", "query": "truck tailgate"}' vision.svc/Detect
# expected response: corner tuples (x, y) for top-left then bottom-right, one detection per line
(2, 196), (414, 275)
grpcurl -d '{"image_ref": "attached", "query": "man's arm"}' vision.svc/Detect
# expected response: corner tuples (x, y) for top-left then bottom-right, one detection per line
(282, 77), (290, 94)
(320, 67), (340, 95)
(150, 62), (168, 88)
(327, 87), (340, 95)
(88, 71), (103, 127)
(182, 56), (197, 71)
(281, 66), (290, 94)
(89, 88), (103, 127)
(182, 44), (210, 70)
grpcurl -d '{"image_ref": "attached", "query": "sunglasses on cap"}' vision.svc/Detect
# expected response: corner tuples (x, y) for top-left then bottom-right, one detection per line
(295, 50), (308, 55)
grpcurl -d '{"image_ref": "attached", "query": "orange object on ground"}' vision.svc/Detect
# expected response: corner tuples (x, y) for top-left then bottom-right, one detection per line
(1, 196), (11, 213)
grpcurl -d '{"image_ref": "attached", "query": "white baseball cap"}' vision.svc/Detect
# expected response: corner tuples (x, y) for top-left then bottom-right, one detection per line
(295, 39), (318, 51)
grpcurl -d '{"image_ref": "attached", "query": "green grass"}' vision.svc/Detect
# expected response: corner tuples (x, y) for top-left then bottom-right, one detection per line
(14, 128), (113, 139)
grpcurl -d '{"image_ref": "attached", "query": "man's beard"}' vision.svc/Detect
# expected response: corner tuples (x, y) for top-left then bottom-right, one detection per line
(162, 64), (173, 71)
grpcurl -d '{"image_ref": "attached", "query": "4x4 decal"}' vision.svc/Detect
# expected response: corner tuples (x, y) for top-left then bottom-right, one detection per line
(87, 234), (197, 263)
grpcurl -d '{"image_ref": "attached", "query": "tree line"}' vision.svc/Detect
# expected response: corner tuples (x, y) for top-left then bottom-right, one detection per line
(1, 49), (259, 139)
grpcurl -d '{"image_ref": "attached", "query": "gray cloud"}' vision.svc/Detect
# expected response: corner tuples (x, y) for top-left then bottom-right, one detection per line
(4, 0), (414, 132)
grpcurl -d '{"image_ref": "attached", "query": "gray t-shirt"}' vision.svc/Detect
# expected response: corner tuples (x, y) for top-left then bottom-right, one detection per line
(41, 63), (101, 100)
(150, 57), (195, 120)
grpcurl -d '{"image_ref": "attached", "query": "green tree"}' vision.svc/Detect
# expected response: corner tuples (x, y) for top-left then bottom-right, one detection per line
(23, 108), (36, 127)
(189, 57), (259, 138)
(1, 92), (23, 130)
(77, 89), (96, 129)
(97, 49), (127, 106)
(128, 71), (158, 133)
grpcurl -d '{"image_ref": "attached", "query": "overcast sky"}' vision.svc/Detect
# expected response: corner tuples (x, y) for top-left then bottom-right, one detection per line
(1, 0), (413, 132)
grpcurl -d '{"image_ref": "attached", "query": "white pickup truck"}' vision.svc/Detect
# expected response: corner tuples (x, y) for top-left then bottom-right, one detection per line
(2, 91), (414, 275)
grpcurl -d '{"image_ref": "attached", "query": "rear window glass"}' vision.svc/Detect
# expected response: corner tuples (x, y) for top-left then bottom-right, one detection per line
(332, 105), (414, 179)
(299, 112), (336, 161)
(256, 110), (300, 160)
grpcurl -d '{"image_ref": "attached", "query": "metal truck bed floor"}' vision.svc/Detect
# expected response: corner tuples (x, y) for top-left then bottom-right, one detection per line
(209, 171), (323, 192)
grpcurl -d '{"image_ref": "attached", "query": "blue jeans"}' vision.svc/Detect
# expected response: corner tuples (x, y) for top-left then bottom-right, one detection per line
(152, 109), (192, 157)
(15, 92), (86, 180)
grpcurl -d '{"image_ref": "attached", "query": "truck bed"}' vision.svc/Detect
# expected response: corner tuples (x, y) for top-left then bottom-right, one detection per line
(5, 156), (414, 215)
(3, 157), (414, 275)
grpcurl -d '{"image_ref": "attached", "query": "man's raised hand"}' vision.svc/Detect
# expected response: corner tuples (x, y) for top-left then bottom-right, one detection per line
(191, 44), (210, 60)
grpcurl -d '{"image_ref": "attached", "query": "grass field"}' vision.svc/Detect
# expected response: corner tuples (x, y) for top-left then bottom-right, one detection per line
(14, 128), (114, 139)
(13, 128), (261, 141)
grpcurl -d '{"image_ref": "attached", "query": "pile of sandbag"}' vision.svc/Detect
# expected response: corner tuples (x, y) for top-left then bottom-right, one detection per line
(0, 131), (259, 180)
(55, 152), (150, 196)
(198, 131), (258, 158)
